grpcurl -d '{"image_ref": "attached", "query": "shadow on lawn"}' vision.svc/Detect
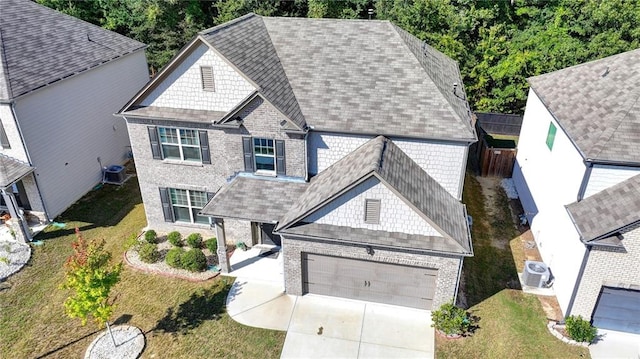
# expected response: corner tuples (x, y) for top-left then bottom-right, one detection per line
(34, 314), (132, 358)
(152, 280), (231, 335)
(462, 172), (522, 308)
(34, 177), (142, 241)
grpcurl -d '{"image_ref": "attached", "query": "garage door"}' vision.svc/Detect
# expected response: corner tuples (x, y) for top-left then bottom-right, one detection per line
(592, 287), (640, 334)
(302, 253), (437, 309)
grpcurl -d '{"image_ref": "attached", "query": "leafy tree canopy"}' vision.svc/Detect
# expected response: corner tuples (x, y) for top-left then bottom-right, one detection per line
(60, 229), (122, 327)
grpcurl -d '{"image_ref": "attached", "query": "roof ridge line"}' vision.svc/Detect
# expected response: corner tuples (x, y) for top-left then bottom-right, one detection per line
(0, 25), (13, 100)
(590, 87), (640, 159)
(199, 13), (257, 36)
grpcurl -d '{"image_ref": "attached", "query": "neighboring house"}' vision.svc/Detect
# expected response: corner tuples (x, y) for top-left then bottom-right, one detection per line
(513, 48), (640, 334)
(0, 0), (149, 241)
(119, 14), (476, 310)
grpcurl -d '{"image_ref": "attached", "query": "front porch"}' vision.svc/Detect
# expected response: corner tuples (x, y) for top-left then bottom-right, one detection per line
(227, 243), (284, 285)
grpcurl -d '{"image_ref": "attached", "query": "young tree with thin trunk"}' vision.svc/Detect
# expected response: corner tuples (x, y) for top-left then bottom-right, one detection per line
(61, 228), (123, 346)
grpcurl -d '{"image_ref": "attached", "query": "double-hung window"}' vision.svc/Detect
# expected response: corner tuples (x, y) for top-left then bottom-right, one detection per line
(242, 137), (285, 175)
(169, 188), (209, 224)
(158, 127), (201, 162)
(253, 138), (275, 172)
(148, 126), (211, 164)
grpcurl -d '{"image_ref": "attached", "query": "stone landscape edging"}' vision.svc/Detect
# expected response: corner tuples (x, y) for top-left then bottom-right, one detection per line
(547, 321), (590, 347)
(123, 250), (220, 282)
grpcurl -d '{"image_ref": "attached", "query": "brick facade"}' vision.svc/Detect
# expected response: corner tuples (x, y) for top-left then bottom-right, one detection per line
(282, 235), (462, 309)
(127, 96), (305, 238)
(571, 222), (640, 319)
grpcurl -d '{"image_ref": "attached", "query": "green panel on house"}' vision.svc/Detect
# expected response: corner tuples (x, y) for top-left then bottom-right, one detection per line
(546, 122), (557, 150)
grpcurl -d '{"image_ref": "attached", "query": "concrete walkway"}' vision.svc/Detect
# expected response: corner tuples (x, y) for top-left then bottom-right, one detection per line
(589, 329), (640, 359)
(226, 278), (434, 358)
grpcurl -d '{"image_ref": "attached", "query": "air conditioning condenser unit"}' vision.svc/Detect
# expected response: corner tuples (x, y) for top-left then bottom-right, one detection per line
(523, 260), (550, 288)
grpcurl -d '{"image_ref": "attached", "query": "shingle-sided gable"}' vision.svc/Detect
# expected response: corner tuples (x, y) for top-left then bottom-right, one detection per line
(0, 0), (145, 101)
(567, 173), (640, 243)
(528, 48), (640, 163)
(278, 136), (471, 254)
(138, 42), (256, 114)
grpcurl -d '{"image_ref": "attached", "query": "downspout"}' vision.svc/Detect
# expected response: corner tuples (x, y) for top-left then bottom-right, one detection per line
(304, 130), (309, 181)
(453, 258), (464, 306)
(565, 245), (591, 318)
(576, 161), (593, 202)
(457, 142), (472, 200)
(10, 102), (50, 221)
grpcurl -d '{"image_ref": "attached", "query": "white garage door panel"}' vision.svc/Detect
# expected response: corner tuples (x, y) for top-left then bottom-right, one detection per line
(303, 253), (437, 309)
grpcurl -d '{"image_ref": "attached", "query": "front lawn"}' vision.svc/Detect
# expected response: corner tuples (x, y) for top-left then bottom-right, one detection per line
(0, 177), (284, 358)
(436, 174), (589, 358)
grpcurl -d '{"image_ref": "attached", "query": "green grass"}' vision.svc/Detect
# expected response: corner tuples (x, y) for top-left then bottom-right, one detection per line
(438, 173), (589, 358)
(0, 178), (284, 359)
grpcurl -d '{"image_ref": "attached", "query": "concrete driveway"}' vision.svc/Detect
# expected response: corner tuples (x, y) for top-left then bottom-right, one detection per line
(226, 278), (434, 358)
(589, 329), (640, 359)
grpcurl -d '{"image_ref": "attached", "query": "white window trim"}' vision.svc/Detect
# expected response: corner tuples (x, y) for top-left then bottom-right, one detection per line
(253, 138), (276, 174)
(169, 188), (207, 224)
(159, 127), (201, 163)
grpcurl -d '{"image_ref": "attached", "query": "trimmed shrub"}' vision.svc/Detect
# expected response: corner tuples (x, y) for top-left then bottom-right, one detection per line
(165, 248), (183, 268)
(181, 248), (207, 272)
(205, 238), (218, 253)
(138, 243), (160, 263)
(186, 233), (203, 249)
(167, 231), (182, 247)
(565, 315), (597, 343)
(144, 230), (157, 244)
(431, 302), (471, 336)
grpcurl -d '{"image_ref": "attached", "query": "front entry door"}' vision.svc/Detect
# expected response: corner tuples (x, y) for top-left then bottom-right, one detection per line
(260, 223), (281, 246)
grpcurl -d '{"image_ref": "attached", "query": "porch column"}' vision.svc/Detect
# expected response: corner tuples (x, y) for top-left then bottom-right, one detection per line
(1, 189), (31, 243)
(214, 218), (231, 274)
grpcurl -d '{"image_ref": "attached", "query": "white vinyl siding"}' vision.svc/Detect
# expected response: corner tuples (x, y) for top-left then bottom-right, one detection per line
(12, 51), (149, 218)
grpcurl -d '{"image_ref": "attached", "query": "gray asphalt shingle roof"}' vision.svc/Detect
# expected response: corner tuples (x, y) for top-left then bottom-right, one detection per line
(277, 136), (471, 254)
(0, 0), (145, 101)
(130, 14), (475, 140)
(124, 105), (227, 123)
(200, 14), (306, 131)
(566, 173), (640, 243)
(0, 154), (34, 189)
(529, 48), (640, 163)
(261, 17), (474, 140)
(200, 176), (308, 223)
(282, 222), (470, 254)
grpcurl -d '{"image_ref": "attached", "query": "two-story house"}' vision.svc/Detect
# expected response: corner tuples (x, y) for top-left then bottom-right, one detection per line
(120, 14), (476, 310)
(513, 48), (640, 334)
(0, 0), (149, 241)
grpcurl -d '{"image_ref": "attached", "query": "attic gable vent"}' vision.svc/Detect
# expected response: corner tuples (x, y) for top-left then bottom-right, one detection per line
(200, 66), (215, 91)
(364, 199), (381, 224)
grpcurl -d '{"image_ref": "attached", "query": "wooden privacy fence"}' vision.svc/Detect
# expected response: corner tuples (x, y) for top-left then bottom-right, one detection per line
(480, 146), (517, 177)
